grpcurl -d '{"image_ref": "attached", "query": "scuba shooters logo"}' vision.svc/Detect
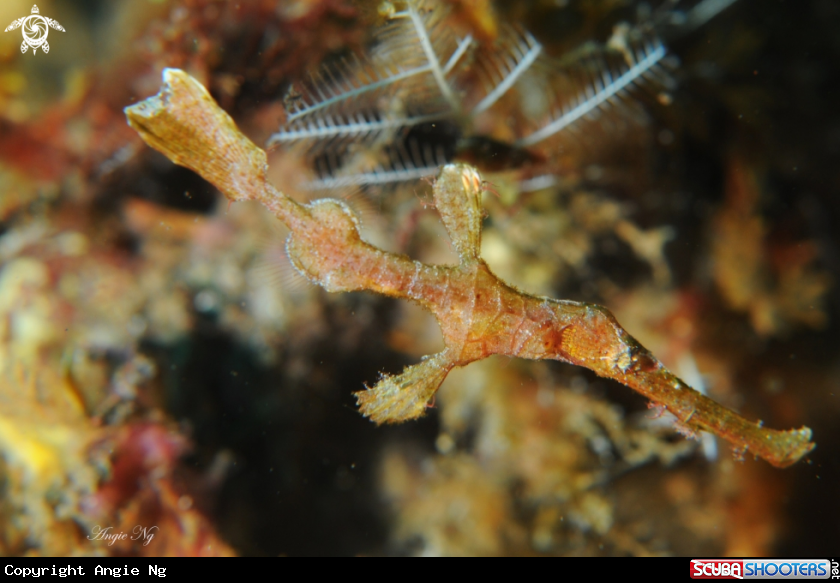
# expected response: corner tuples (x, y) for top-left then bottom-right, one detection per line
(4, 4), (65, 55)
(690, 559), (836, 580)
(692, 561), (745, 579)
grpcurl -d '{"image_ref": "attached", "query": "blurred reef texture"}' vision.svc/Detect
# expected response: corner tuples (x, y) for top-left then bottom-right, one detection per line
(0, 0), (838, 556)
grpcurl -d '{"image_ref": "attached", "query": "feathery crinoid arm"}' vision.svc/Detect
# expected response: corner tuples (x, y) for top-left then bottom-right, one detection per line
(470, 26), (542, 115)
(305, 141), (447, 191)
(268, 0), (468, 152)
(517, 36), (670, 148)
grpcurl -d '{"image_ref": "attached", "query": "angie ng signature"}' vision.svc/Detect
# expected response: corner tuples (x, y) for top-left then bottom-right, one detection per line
(87, 525), (158, 546)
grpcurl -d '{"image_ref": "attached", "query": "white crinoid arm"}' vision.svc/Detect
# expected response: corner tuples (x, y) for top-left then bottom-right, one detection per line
(4, 17), (24, 32)
(305, 140), (447, 191)
(471, 27), (543, 114)
(401, 0), (460, 113)
(515, 38), (669, 148)
(46, 18), (65, 32)
(269, 0), (467, 152)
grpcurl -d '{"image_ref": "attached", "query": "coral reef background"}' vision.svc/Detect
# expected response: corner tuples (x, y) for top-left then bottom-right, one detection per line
(0, 0), (837, 556)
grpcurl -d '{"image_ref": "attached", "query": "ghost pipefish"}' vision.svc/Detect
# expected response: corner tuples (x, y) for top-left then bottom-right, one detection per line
(124, 69), (814, 468)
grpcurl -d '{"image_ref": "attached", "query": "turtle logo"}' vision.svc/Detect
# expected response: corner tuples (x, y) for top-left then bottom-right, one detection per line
(4, 5), (65, 55)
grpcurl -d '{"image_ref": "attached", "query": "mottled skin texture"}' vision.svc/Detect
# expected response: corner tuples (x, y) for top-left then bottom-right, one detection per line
(124, 69), (814, 468)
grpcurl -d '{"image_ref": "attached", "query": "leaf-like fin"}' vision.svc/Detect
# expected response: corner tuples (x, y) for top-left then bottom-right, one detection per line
(433, 164), (484, 262)
(355, 352), (454, 424)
